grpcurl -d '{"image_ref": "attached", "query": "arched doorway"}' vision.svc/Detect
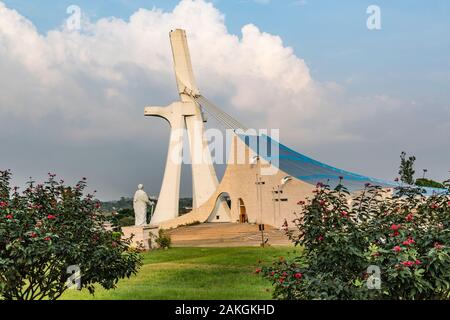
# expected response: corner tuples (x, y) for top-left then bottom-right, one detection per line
(238, 198), (248, 223)
(207, 193), (232, 223)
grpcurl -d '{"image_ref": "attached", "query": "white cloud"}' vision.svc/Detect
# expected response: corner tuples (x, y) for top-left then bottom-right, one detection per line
(0, 0), (318, 141)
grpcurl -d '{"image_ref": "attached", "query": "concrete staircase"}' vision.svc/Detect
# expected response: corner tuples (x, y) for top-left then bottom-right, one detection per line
(166, 223), (293, 247)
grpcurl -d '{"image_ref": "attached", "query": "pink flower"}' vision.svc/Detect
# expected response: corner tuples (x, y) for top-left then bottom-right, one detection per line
(415, 259), (422, 265)
(434, 242), (443, 250)
(317, 235), (324, 242)
(341, 211), (348, 218)
(393, 246), (402, 253)
(6, 214), (13, 219)
(47, 214), (56, 220)
(294, 273), (303, 279)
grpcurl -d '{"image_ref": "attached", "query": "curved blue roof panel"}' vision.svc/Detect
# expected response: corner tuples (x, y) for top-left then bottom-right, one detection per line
(238, 134), (446, 196)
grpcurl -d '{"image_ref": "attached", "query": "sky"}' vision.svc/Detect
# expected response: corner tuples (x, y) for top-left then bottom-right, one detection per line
(0, 0), (449, 200)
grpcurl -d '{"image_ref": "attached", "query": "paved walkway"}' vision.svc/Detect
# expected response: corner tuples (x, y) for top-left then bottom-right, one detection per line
(167, 223), (294, 247)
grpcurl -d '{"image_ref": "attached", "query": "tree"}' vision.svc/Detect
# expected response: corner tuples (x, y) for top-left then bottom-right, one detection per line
(0, 170), (142, 300)
(261, 182), (450, 300)
(399, 151), (416, 185)
(415, 178), (445, 189)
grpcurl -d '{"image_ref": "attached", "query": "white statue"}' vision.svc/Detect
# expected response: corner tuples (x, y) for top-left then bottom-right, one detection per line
(133, 184), (153, 226)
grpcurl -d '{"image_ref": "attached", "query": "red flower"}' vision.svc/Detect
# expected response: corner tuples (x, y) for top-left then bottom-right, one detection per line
(447, 201), (450, 207)
(430, 203), (438, 209)
(0, 201), (8, 208)
(294, 273), (303, 279)
(317, 235), (324, 242)
(415, 259), (422, 265)
(47, 214), (56, 220)
(372, 252), (381, 257)
(6, 214), (13, 219)
(405, 213), (413, 221)
(44, 237), (51, 241)
(390, 224), (401, 231)
(30, 232), (37, 238)
(340, 211), (348, 218)
(393, 246), (402, 252)
(393, 231), (400, 237)
(401, 261), (414, 267)
(402, 238), (415, 246)
(270, 271), (275, 276)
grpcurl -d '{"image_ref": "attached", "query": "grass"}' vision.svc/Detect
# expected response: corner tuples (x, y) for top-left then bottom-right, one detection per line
(61, 246), (298, 300)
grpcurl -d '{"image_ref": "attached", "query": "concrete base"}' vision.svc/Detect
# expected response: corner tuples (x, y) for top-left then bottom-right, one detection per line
(122, 225), (159, 251)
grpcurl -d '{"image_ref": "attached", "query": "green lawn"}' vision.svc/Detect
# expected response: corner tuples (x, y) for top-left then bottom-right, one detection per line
(62, 246), (298, 300)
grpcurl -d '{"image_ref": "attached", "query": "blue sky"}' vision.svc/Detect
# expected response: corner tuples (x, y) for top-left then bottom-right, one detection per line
(1, 0), (449, 199)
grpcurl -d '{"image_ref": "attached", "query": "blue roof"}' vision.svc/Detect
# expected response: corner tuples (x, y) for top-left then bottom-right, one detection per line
(238, 134), (446, 196)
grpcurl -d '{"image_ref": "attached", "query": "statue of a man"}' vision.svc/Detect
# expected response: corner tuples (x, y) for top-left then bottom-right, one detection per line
(133, 184), (153, 226)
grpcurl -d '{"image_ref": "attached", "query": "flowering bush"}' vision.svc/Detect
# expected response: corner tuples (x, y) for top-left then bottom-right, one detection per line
(261, 181), (450, 300)
(0, 170), (142, 300)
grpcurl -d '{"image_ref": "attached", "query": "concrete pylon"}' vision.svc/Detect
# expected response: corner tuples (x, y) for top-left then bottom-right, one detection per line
(145, 29), (229, 225)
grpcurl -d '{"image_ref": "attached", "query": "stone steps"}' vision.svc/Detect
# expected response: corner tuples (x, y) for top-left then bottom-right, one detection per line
(166, 223), (293, 247)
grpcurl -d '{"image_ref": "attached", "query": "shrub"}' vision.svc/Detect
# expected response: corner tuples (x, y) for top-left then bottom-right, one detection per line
(415, 178), (445, 189)
(155, 229), (172, 249)
(261, 182), (450, 300)
(0, 170), (142, 300)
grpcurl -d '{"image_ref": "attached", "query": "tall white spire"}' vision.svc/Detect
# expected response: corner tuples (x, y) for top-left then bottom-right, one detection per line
(145, 29), (229, 225)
